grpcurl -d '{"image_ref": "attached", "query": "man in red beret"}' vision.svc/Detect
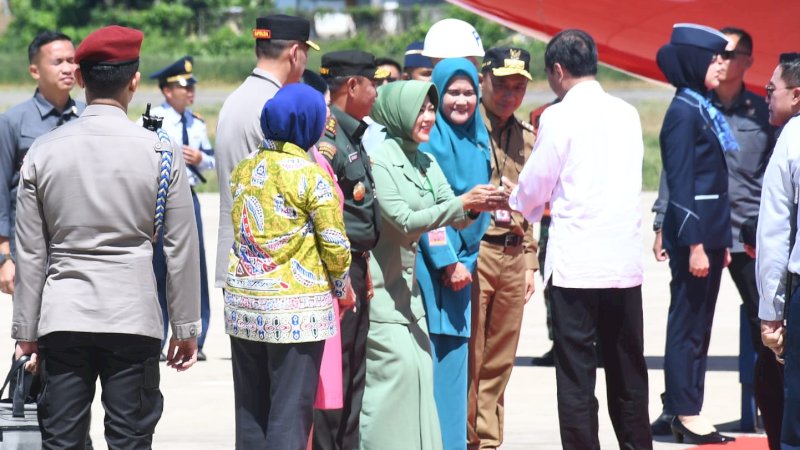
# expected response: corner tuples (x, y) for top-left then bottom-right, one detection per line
(12, 25), (201, 448)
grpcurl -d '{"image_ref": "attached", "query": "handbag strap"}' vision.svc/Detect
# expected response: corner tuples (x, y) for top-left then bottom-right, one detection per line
(153, 128), (174, 242)
(0, 355), (31, 417)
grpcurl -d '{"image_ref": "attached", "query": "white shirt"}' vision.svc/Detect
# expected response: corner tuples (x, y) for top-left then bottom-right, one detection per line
(509, 80), (643, 289)
(756, 114), (800, 321)
(149, 103), (215, 186)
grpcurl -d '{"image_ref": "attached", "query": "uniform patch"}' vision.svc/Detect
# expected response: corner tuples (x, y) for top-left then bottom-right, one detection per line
(325, 117), (337, 137)
(348, 152), (359, 162)
(318, 141), (337, 159)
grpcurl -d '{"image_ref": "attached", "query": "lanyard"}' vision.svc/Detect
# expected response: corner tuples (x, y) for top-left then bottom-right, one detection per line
(489, 126), (512, 181)
(248, 72), (281, 90)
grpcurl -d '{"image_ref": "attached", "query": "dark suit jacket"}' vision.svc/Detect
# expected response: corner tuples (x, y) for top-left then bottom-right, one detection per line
(660, 90), (732, 252)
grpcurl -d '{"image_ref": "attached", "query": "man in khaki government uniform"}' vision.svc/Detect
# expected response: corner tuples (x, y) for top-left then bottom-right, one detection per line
(468, 47), (538, 450)
(12, 25), (200, 449)
(214, 14), (318, 291)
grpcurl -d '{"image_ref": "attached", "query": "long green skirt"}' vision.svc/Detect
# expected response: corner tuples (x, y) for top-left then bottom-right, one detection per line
(360, 317), (443, 450)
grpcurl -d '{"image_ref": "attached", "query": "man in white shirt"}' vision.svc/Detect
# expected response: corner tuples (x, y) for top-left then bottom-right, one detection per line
(506, 29), (650, 449)
(146, 56), (214, 360)
(756, 52), (800, 449)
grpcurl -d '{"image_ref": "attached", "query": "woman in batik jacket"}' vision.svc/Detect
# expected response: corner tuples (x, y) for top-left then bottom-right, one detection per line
(225, 83), (351, 449)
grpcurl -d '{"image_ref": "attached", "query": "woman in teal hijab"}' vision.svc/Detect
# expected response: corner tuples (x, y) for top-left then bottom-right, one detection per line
(417, 58), (493, 450)
(359, 80), (500, 450)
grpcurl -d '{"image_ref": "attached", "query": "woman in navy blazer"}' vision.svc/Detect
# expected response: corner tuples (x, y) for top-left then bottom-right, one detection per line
(657, 23), (738, 445)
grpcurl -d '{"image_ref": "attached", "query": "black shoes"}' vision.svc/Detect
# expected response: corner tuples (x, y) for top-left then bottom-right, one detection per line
(650, 412), (675, 435)
(197, 350), (207, 361)
(531, 349), (554, 366)
(670, 417), (736, 445)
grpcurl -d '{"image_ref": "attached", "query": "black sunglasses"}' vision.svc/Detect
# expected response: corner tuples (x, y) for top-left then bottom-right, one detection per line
(721, 50), (752, 60)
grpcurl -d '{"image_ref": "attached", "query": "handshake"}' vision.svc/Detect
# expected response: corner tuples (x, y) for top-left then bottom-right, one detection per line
(460, 182), (510, 213)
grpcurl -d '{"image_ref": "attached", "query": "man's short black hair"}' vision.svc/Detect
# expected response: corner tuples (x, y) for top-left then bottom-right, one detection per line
(544, 29), (598, 77)
(720, 27), (753, 54)
(325, 75), (352, 95)
(255, 39), (299, 60)
(80, 61), (139, 99)
(375, 57), (401, 75)
(779, 53), (800, 88)
(28, 30), (71, 64)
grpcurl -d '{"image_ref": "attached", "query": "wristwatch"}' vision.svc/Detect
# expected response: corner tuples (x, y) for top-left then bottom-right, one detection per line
(0, 253), (12, 266)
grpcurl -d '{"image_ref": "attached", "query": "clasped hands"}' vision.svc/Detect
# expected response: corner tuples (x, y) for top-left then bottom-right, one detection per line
(460, 184), (508, 212)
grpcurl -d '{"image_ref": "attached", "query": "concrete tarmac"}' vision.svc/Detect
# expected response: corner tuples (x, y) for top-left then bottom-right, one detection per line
(1, 191), (763, 449)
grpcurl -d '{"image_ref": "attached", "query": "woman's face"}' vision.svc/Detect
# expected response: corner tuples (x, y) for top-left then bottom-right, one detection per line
(441, 75), (477, 125)
(704, 54), (724, 90)
(411, 96), (436, 143)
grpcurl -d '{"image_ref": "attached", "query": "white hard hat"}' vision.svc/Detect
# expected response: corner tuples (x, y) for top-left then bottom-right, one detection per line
(422, 18), (485, 59)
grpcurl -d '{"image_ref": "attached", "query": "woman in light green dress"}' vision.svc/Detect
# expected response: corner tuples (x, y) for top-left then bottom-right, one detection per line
(359, 80), (500, 450)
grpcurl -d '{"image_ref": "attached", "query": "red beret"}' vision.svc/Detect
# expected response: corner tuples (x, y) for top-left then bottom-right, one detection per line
(75, 25), (144, 65)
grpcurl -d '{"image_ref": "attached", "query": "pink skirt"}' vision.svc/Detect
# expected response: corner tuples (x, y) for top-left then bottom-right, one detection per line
(314, 300), (343, 409)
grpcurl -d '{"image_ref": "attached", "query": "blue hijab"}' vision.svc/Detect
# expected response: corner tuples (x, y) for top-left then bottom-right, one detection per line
(419, 58), (491, 258)
(260, 83), (326, 151)
(419, 58), (491, 195)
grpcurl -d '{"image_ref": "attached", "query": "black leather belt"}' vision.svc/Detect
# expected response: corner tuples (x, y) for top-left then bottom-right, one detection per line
(481, 233), (523, 247)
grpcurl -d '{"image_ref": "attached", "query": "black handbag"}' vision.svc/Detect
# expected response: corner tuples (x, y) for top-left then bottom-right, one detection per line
(0, 355), (42, 449)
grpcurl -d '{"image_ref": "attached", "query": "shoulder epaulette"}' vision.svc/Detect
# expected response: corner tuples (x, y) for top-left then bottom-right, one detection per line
(318, 141), (337, 159)
(192, 112), (205, 122)
(325, 117), (337, 138)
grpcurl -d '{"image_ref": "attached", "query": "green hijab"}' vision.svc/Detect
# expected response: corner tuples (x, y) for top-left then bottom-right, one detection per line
(371, 80), (438, 147)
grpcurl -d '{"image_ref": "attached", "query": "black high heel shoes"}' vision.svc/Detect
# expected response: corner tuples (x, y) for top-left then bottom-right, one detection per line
(670, 417), (736, 445)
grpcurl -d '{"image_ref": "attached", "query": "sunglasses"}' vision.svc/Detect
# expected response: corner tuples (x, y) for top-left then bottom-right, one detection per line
(765, 84), (799, 99)
(720, 50), (751, 60)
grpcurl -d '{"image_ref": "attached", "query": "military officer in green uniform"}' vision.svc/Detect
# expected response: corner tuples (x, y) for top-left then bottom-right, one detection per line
(313, 50), (387, 450)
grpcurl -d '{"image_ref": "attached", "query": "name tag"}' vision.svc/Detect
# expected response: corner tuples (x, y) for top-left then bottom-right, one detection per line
(427, 227), (447, 246)
(495, 209), (511, 224)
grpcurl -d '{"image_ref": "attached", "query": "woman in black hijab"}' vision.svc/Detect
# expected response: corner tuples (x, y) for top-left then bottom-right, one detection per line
(655, 23), (739, 445)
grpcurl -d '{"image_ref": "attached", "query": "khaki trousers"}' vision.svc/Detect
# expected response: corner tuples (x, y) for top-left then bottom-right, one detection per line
(467, 240), (526, 449)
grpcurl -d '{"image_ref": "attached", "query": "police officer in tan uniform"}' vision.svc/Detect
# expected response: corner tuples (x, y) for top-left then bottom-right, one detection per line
(468, 47), (538, 450)
(12, 25), (200, 448)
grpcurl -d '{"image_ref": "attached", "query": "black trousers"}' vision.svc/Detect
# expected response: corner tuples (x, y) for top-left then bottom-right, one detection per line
(37, 332), (162, 450)
(664, 247), (724, 415)
(230, 336), (324, 450)
(550, 283), (651, 450)
(313, 254), (370, 450)
(727, 252), (784, 449)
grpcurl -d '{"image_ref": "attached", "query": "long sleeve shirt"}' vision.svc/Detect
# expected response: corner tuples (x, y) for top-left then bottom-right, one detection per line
(0, 90), (83, 254)
(757, 114), (800, 321)
(146, 103), (215, 187)
(509, 80), (643, 289)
